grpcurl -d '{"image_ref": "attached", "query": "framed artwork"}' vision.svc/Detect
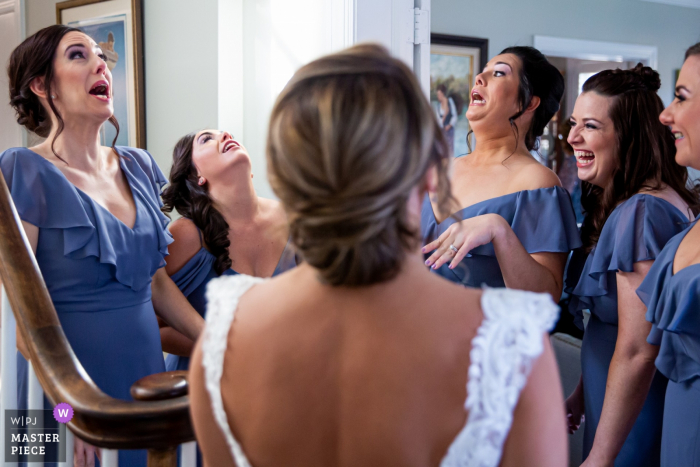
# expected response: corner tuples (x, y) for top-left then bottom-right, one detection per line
(430, 34), (488, 157)
(57, 0), (145, 148)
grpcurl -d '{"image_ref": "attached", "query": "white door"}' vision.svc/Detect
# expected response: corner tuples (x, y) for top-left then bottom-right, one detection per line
(0, 0), (24, 153)
(355, 0), (431, 96)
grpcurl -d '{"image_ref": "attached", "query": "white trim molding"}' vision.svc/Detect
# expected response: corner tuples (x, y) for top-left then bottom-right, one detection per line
(641, 0), (700, 9)
(0, 0), (15, 15)
(534, 35), (658, 70)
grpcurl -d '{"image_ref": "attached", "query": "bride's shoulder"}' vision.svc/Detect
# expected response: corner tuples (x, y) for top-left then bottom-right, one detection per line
(478, 288), (559, 334)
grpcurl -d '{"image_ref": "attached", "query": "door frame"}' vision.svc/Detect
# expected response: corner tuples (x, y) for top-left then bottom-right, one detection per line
(534, 35), (658, 69)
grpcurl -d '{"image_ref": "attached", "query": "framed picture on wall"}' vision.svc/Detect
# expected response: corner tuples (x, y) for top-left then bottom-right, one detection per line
(430, 34), (488, 157)
(57, 0), (145, 148)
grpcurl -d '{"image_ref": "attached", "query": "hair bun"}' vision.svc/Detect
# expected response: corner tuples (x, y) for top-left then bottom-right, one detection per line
(630, 63), (661, 92)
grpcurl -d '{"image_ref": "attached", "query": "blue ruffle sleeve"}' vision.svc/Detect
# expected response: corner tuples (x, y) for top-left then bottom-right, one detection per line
(511, 186), (582, 254)
(637, 228), (700, 383)
(566, 194), (690, 328)
(0, 147), (173, 291)
(170, 248), (216, 297)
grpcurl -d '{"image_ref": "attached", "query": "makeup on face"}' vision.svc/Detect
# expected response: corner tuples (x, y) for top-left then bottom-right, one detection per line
(467, 56), (518, 117)
(568, 92), (617, 187)
(660, 56), (700, 169)
(55, 33), (113, 116)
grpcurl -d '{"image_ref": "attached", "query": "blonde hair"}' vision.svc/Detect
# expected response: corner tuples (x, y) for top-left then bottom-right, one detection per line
(267, 44), (453, 286)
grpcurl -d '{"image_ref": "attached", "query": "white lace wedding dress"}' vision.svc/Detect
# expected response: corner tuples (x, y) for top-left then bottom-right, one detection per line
(201, 275), (559, 467)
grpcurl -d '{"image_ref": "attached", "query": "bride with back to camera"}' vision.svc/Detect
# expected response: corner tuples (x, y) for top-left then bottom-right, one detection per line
(188, 44), (567, 467)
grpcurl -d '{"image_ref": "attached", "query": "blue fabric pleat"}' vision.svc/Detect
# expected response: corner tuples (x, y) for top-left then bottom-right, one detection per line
(421, 185), (581, 288)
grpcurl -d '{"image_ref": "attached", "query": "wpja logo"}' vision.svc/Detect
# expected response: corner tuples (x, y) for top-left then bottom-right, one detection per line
(4, 405), (69, 462)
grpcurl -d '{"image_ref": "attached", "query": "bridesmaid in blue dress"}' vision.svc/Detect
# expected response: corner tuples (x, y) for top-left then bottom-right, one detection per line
(160, 130), (297, 372)
(564, 65), (698, 467)
(423, 46), (580, 298)
(2, 25), (204, 467)
(637, 42), (700, 467)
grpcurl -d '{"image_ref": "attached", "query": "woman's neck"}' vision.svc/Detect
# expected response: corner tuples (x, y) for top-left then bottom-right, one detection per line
(210, 176), (262, 227)
(38, 118), (105, 171)
(470, 131), (530, 164)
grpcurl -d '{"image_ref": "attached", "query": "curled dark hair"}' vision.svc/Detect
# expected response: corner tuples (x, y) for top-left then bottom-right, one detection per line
(7, 25), (119, 163)
(267, 44), (454, 287)
(499, 46), (565, 152)
(161, 133), (232, 274)
(580, 64), (700, 252)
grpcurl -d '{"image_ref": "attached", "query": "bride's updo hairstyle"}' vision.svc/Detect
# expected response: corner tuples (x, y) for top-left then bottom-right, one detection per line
(267, 44), (453, 286)
(580, 64), (700, 251)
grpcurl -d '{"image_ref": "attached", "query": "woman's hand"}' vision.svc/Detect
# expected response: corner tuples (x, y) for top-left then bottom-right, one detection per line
(74, 438), (100, 467)
(422, 214), (508, 270)
(565, 378), (585, 434)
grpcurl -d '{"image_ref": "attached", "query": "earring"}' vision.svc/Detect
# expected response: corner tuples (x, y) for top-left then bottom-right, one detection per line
(197, 176), (206, 186)
(51, 94), (56, 99)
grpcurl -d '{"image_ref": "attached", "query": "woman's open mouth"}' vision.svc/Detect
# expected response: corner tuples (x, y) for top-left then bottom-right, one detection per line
(223, 140), (240, 153)
(89, 81), (111, 101)
(575, 150), (595, 167)
(470, 91), (486, 106)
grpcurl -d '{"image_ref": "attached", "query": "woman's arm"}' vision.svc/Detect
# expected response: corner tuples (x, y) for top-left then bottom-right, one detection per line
(159, 218), (203, 355)
(160, 326), (195, 357)
(501, 335), (568, 467)
(151, 268), (204, 342)
(423, 214), (567, 299)
(583, 261), (658, 466)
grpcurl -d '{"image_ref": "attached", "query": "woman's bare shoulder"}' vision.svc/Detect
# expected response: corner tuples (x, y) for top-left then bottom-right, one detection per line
(509, 157), (562, 192)
(165, 217), (203, 275)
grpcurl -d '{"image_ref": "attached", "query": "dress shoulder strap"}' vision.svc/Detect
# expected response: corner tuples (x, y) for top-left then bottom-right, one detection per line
(440, 288), (559, 467)
(201, 274), (266, 467)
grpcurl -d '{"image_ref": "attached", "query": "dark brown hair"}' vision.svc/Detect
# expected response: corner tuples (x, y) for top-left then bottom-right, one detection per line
(267, 44), (454, 287)
(500, 46), (565, 152)
(7, 24), (119, 163)
(685, 42), (700, 59)
(161, 133), (232, 274)
(580, 64), (700, 252)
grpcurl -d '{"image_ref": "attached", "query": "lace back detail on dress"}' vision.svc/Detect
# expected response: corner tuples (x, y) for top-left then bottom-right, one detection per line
(201, 274), (266, 467)
(440, 288), (559, 467)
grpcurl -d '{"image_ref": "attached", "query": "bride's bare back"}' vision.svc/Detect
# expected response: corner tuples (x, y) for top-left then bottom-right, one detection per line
(189, 258), (567, 467)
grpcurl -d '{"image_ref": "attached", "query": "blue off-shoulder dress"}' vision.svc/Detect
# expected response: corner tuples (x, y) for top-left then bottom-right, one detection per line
(421, 186), (581, 287)
(637, 225), (700, 466)
(165, 230), (298, 372)
(0, 147), (172, 467)
(566, 194), (690, 466)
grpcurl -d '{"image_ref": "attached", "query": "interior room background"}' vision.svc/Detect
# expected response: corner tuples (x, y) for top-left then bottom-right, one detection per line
(4, 0), (700, 200)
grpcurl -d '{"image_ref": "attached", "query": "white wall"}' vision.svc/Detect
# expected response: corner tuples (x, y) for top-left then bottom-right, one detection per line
(143, 0), (218, 173)
(431, 0), (700, 105)
(0, 1), (24, 152)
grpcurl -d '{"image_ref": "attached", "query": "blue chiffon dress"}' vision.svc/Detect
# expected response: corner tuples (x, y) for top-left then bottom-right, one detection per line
(637, 224), (700, 467)
(566, 194), (690, 466)
(165, 233), (298, 371)
(421, 186), (581, 287)
(0, 147), (172, 467)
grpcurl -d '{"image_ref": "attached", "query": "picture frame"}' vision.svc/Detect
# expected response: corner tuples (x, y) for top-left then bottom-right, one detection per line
(430, 34), (488, 157)
(56, 0), (146, 148)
